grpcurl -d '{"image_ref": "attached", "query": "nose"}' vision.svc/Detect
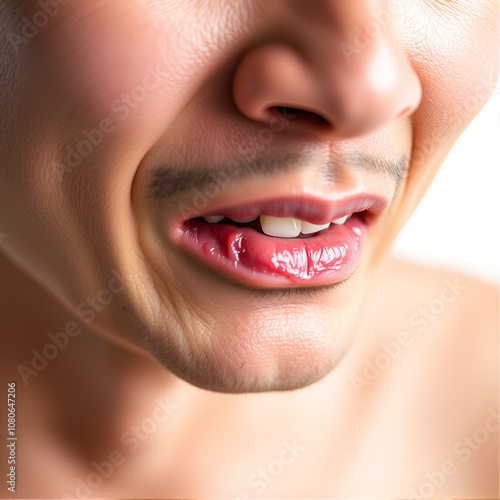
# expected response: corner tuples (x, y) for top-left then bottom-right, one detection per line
(231, 0), (422, 138)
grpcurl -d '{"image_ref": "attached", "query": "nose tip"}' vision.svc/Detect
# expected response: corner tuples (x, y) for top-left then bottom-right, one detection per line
(350, 36), (422, 135)
(231, 25), (422, 138)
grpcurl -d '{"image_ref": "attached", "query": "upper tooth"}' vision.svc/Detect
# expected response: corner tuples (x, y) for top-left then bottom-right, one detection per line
(301, 221), (330, 234)
(203, 215), (225, 223)
(332, 215), (348, 225)
(260, 215), (301, 238)
(204, 213), (352, 232)
(230, 216), (259, 223)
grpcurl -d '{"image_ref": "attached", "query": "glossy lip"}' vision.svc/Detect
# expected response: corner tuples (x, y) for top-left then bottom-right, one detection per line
(168, 193), (389, 288)
(178, 215), (365, 287)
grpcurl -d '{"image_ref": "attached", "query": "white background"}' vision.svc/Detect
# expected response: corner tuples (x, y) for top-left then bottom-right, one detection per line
(391, 85), (499, 284)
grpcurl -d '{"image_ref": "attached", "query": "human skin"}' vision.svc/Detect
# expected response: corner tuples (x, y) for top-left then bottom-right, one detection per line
(0, 0), (498, 496)
(0, 0), (496, 393)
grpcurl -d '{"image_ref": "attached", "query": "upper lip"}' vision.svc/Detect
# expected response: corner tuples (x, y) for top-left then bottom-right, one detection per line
(172, 190), (390, 230)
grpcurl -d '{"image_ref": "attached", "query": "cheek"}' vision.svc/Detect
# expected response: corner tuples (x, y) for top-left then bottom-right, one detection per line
(30, 0), (255, 170)
(391, 2), (497, 220)
(36, 2), (161, 134)
(34, 1), (196, 138)
(407, 3), (497, 152)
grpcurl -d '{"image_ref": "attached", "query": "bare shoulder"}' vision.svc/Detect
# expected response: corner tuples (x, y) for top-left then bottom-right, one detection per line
(355, 256), (498, 495)
(373, 255), (498, 381)
(368, 257), (497, 482)
(371, 255), (498, 337)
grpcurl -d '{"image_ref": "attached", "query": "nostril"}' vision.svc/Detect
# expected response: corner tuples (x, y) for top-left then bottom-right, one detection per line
(270, 106), (329, 125)
(272, 106), (302, 116)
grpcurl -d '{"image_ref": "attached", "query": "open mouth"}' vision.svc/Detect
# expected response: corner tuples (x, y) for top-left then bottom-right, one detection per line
(171, 195), (387, 288)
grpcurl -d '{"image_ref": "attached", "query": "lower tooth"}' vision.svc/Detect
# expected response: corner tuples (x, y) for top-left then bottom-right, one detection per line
(230, 216), (259, 223)
(203, 215), (225, 223)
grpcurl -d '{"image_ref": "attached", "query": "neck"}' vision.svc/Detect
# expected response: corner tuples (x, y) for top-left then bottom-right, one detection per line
(0, 251), (190, 461)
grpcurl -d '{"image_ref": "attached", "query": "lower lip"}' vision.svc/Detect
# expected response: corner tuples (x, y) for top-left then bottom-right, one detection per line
(174, 216), (366, 287)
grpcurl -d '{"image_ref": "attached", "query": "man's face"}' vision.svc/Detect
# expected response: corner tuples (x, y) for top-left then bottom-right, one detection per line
(0, 0), (496, 392)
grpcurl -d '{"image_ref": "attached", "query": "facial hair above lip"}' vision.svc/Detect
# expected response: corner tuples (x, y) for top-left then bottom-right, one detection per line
(147, 151), (409, 203)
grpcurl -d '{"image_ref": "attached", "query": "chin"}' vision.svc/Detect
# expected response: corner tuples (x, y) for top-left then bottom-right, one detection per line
(136, 302), (355, 394)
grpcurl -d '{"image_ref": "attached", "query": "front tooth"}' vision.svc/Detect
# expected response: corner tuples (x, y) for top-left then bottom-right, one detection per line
(203, 215), (225, 223)
(230, 216), (259, 223)
(332, 215), (348, 225)
(260, 215), (301, 238)
(301, 221), (331, 234)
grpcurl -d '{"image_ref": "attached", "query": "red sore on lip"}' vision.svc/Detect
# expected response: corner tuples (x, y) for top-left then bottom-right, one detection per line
(177, 215), (366, 287)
